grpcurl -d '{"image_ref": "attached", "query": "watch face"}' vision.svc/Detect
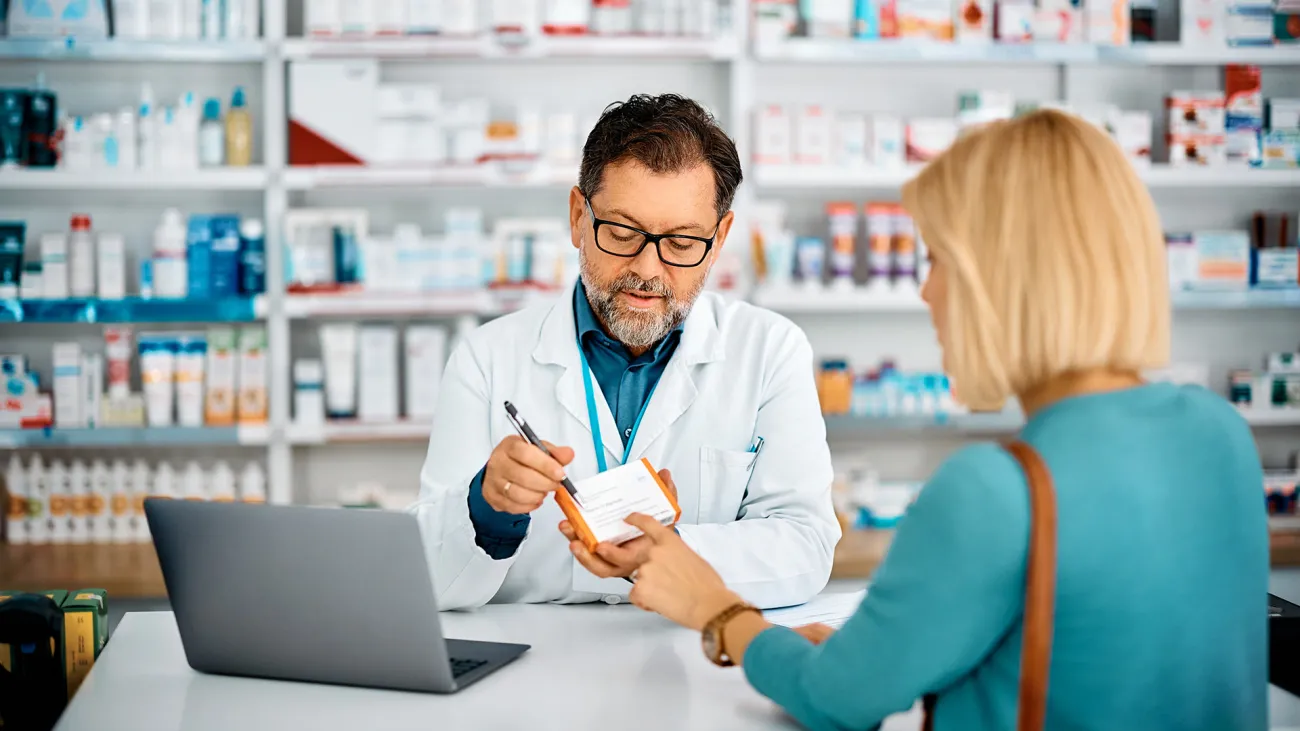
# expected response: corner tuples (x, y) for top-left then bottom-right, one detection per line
(702, 628), (720, 662)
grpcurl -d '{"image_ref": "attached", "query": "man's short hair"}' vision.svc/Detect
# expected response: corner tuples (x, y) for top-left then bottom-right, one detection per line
(578, 94), (743, 219)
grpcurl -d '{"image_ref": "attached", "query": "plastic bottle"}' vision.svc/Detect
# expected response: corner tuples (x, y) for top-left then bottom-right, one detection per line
(69, 461), (91, 545)
(202, 0), (224, 38)
(47, 460), (70, 544)
(68, 214), (96, 298)
(138, 84), (157, 170)
(210, 461), (236, 502)
(116, 108), (137, 169)
(238, 218), (266, 295)
(5, 455), (26, 545)
(130, 458), (153, 543)
(224, 87), (252, 167)
(109, 459), (133, 544)
(240, 462), (266, 503)
(182, 461), (208, 500)
(178, 92), (201, 169)
(153, 208), (189, 299)
(26, 456), (49, 544)
(199, 98), (224, 167)
(26, 74), (57, 168)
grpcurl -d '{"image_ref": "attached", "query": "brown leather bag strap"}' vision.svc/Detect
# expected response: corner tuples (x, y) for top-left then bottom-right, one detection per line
(920, 440), (1057, 731)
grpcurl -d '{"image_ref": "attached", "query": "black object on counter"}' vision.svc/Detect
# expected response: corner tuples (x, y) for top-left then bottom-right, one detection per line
(1271, 593), (1300, 696)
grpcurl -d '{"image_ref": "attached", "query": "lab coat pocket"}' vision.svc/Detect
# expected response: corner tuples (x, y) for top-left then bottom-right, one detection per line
(697, 447), (758, 523)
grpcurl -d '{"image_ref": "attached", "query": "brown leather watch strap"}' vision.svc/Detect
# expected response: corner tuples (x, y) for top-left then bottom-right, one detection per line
(703, 602), (760, 667)
(922, 440), (1057, 731)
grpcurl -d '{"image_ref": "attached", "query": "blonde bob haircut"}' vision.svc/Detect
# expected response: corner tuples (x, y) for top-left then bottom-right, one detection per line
(902, 109), (1170, 412)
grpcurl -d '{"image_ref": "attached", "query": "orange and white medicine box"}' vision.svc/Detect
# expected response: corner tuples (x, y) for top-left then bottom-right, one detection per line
(556, 458), (680, 551)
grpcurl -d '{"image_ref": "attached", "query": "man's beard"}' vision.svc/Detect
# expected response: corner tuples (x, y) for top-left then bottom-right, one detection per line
(579, 247), (705, 350)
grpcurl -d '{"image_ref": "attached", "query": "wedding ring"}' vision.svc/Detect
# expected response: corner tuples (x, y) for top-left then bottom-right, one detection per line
(503, 481), (512, 494)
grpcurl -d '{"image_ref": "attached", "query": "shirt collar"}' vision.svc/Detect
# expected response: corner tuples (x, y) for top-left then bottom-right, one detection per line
(574, 280), (683, 361)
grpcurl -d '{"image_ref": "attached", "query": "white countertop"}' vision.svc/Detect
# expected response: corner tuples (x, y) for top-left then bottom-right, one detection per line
(54, 605), (923, 731)
(54, 605), (1300, 731)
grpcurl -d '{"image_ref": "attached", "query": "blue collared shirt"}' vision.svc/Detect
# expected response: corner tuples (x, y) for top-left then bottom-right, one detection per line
(467, 282), (684, 559)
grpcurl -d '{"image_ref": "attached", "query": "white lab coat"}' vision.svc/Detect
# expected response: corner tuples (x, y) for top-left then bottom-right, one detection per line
(410, 285), (840, 611)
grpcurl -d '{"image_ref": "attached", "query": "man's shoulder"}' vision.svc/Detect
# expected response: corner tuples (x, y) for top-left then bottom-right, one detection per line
(703, 292), (808, 351)
(461, 299), (553, 355)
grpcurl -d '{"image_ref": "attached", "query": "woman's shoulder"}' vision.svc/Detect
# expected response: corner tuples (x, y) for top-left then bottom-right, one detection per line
(918, 443), (1033, 527)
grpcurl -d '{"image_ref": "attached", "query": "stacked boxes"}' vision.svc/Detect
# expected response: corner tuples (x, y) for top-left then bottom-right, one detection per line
(1166, 91), (1226, 166)
(0, 589), (108, 703)
(1224, 65), (1264, 167)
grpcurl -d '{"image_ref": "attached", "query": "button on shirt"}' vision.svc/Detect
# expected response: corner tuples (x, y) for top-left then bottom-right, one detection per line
(466, 282), (684, 560)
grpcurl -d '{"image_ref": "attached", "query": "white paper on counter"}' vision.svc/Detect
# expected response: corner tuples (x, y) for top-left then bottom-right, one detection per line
(762, 590), (866, 629)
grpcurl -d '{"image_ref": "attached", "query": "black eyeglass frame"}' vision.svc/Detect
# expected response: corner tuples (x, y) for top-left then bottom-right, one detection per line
(582, 195), (722, 268)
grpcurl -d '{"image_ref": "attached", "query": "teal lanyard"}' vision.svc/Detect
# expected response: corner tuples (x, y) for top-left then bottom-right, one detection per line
(577, 338), (658, 473)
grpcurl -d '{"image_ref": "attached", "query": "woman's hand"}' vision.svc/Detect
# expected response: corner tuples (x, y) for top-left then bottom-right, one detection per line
(623, 513), (745, 631)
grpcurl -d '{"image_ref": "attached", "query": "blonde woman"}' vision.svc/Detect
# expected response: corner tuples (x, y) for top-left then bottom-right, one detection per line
(604, 110), (1268, 730)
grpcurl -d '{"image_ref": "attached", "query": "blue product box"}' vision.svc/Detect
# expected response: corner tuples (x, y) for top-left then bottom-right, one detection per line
(208, 215), (242, 297)
(854, 0), (881, 38)
(1255, 249), (1300, 288)
(186, 215), (213, 300)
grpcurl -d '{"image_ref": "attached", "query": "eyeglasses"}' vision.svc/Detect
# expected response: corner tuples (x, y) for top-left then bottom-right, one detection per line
(584, 197), (719, 268)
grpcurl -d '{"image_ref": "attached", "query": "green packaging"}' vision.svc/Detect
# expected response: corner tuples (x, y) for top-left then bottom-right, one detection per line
(60, 589), (108, 698)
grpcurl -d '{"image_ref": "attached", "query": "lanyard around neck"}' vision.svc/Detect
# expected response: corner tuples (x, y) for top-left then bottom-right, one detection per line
(577, 337), (658, 473)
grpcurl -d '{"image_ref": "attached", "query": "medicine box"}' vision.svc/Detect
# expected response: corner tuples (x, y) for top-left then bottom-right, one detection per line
(1168, 134), (1228, 165)
(1181, 0), (1225, 44)
(1255, 249), (1300, 288)
(955, 0), (993, 41)
(1227, 2), (1273, 45)
(995, 0), (1034, 41)
(404, 325), (448, 419)
(1260, 131), (1300, 169)
(236, 327), (268, 424)
(358, 326), (399, 423)
(1085, 0), (1130, 44)
(1192, 231), (1251, 289)
(1269, 99), (1300, 131)
(795, 106), (833, 165)
(871, 115), (905, 166)
(53, 342), (84, 428)
(41, 232), (68, 299)
(754, 106), (792, 165)
(905, 118), (958, 163)
(289, 60), (380, 165)
(802, 0), (855, 36)
(60, 589), (108, 699)
(1033, 0), (1084, 42)
(1166, 92), (1225, 135)
(897, 0), (954, 39)
(854, 0), (883, 38)
(95, 233), (125, 300)
(834, 113), (870, 166)
(1278, 6), (1300, 42)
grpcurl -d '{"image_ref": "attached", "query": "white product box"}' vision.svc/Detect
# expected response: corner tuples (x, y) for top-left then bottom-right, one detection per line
(871, 115), (906, 167)
(754, 106), (793, 166)
(1226, 6), (1273, 45)
(906, 118), (958, 162)
(546, 112), (579, 165)
(374, 0), (409, 33)
(377, 85), (441, 119)
(404, 326), (448, 419)
(339, 0), (374, 34)
(407, 0), (442, 33)
(358, 326), (399, 423)
(1033, 2), (1084, 42)
(1166, 92), (1226, 135)
(306, 0), (343, 35)
(293, 358), (326, 427)
(376, 120), (412, 164)
(834, 113), (870, 166)
(205, 328), (237, 426)
(41, 232), (68, 299)
(289, 60), (380, 165)
(803, 0), (854, 36)
(1168, 134), (1227, 165)
(1181, 0), (1225, 45)
(53, 342), (84, 428)
(492, 0), (541, 32)
(1269, 100), (1300, 131)
(795, 106), (834, 166)
(96, 232), (126, 300)
(996, 0), (1034, 41)
(442, 0), (481, 34)
(1113, 111), (1153, 166)
(1165, 233), (1197, 291)
(1085, 0), (1130, 44)
(410, 121), (448, 164)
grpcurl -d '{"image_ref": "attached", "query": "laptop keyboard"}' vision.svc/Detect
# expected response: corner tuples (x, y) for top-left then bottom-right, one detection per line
(450, 657), (489, 678)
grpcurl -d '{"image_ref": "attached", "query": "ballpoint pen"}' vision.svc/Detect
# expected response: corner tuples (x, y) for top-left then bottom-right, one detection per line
(503, 401), (581, 506)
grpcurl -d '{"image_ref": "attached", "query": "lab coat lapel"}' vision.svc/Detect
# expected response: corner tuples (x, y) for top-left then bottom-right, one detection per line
(532, 285), (625, 469)
(624, 295), (726, 463)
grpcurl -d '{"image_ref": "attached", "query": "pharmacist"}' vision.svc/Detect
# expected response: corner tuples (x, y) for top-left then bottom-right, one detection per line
(410, 94), (839, 610)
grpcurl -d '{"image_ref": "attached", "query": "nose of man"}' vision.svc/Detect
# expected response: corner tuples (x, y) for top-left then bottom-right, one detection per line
(627, 239), (668, 282)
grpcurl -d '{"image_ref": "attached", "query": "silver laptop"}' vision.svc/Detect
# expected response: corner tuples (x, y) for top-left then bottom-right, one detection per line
(146, 499), (529, 693)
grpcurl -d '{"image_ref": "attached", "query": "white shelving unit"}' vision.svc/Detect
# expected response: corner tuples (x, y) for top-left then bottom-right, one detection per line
(5, 0), (1299, 507)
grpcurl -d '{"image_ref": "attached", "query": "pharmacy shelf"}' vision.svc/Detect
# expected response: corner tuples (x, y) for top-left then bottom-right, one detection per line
(281, 34), (740, 61)
(0, 167), (270, 191)
(288, 420), (431, 445)
(0, 297), (267, 323)
(824, 407), (1300, 437)
(1171, 289), (1300, 310)
(753, 39), (1300, 66)
(283, 289), (560, 319)
(0, 425), (271, 449)
(752, 287), (927, 313)
(281, 163), (579, 190)
(753, 164), (1300, 189)
(0, 38), (267, 62)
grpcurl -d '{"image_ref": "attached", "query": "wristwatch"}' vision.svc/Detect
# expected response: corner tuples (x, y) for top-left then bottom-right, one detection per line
(701, 602), (761, 667)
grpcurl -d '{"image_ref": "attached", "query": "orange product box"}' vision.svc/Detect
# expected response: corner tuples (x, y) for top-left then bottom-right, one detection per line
(555, 458), (680, 552)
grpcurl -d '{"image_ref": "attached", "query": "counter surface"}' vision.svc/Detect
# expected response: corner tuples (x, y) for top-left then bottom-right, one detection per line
(55, 605), (1300, 731)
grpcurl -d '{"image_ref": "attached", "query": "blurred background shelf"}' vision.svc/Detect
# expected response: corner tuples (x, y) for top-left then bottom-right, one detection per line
(281, 35), (740, 60)
(824, 408), (1300, 437)
(282, 289), (558, 318)
(0, 38), (266, 62)
(0, 297), (267, 323)
(0, 425), (271, 448)
(753, 287), (1300, 313)
(281, 164), (579, 190)
(0, 168), (270, 191)
(0, 544), (166, 599)
(752, 164), (1300, 189)
(288, 420), (431, 445)
(753, 39), (1300, 66)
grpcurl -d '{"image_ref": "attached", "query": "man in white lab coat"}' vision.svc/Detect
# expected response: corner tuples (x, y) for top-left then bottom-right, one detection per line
(411, 94), (839, 611)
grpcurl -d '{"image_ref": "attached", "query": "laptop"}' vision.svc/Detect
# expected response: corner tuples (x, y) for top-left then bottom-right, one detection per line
(146, 499), (529, 693)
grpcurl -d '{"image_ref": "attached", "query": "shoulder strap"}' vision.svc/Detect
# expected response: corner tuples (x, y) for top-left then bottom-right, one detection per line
(920, 440), (1057, 731)
(1005, 440), (1058, 731)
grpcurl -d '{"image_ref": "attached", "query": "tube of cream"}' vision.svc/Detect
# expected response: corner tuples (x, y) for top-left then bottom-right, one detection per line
(319, 322), (359, 419)
(175, 333), (207, 427)
(139, 334), (177, 427)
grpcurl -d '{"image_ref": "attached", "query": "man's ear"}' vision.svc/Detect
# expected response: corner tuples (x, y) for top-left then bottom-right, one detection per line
(711, 210), (737, 256)
(568, 187), (586, 250)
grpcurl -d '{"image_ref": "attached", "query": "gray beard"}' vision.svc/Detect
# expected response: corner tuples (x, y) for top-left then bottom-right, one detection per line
(579, 246), (704, 350)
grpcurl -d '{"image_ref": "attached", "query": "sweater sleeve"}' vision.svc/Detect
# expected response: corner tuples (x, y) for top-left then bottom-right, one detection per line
(742, 444), (1031, 731)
